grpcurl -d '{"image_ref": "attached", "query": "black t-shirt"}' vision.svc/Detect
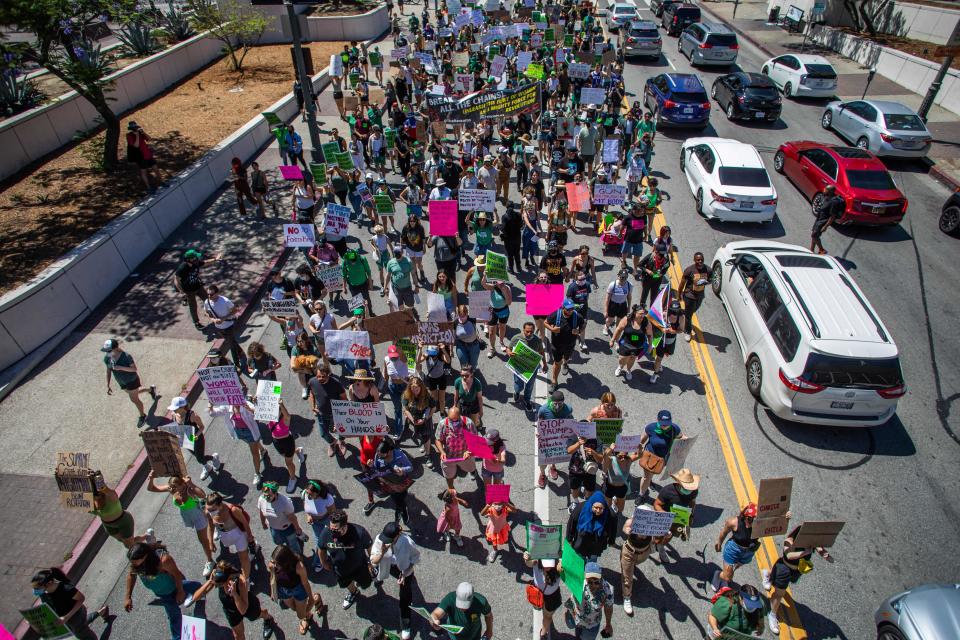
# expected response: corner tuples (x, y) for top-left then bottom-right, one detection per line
(317, 523), (372, 576)
(624, 214), (647, 244)
(41, 582), (78, 617)
(175, 262), (204, 292)
(295, 274), (325, 300)
(682, 264), (710, 301)
(540, 254), (567, 284)
(309, 376), (346, 418)
(657, 483), (698, 509)
(549, 309), (579, 346)
(268, 278), (296, 300)
(402, 223), (426, 252)
(566, 281), (591, 308)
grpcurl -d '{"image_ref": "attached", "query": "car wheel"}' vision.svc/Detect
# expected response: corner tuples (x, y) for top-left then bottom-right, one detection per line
(857, 136), (870, 150)
(746, 355), (763, 399)
(773, 150), (785, 173)
(877, 625), (908, 640)
(695, 188), (705, 216)
(812, 191), (825, 215)
(726, 103), (736, 120)
(710, 83), (718, 99)
(821, 110), (832, 129)
(783, 82), (793, 98)
(940, 205), (960, 235)
(710, 261), (723, 295)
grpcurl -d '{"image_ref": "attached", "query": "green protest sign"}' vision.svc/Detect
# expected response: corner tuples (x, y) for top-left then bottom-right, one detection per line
(410, 607), (464, 634)
(489, 45), (501, 56)
(369, 51), (382, 66)
(525, 62), (545, 80)
(375, 193), (395, 215)
(398, 338), (417, 370)
(321, 141), (341, 163)
(564, 33), (574, 47)
(526, 522), (562, 560)
(720, 627), (758, 640)
(484, 251), (508, 282)
(545, 28), (555, 42)
(20, 603), (72, 639)
(384, 632), (402, 640)
(262, 111), (282, 126)
(507, 340), (542, 383)
(593, 418), (624, 445)
(670, 505), (692, 528)
(532, 11), (544, 22)
(335, 151), (354, 170)
(349, 71), (360, 87)
(273, 126), (287, 146)
(309, 162), (327, 184)
(561, 539), (585, 604)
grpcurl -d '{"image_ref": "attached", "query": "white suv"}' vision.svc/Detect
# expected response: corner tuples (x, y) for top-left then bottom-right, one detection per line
(760, 54), (837, 99)
(709, 241), (905, 426)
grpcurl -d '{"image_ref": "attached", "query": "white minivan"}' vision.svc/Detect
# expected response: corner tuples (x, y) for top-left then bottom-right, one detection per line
(710, 241), (905, 426)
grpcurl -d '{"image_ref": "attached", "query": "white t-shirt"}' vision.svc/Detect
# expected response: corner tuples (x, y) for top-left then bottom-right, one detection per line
(384, 356), (409, 381)
(258, 493), (295, 530)
(203, 295), (235, 329)
(302, 491), (335, 519)
(309, 312), (335, 334)
(606, 280), (633, 304)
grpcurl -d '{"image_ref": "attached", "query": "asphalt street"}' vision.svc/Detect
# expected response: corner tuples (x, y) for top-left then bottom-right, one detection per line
(69, 6), (960, 640)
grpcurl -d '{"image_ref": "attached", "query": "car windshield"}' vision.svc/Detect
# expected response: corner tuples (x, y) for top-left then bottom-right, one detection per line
(845, 169), (895, 190)
(883, 113), (926, 131)
(670, 91), (707, 103)
(718, 167), (770, 187)
(744, 87), (778, 99)
(630, 28), (660, 37)
(803, 63), (837, 78)
(802, 353), (903, 389)
(706, 34), (737, 46)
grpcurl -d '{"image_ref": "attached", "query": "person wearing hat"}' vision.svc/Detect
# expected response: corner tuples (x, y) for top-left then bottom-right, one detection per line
(494, 147), (514, 204)
(479, 428), (507, 485)
(708, 584), (767, 637)
(175, 248), (222, 330)
(101, 339), (157, 428)
(654, 468), (700, 560)
(382, 344), (411, 437)
(565, 561), (614, 640)
(522, 552), (563, 639)
(166, 394), (220, 481)
(125, 121), (159, 191)
(544, 299), (581, 393)
(619, 504), (656, 616)
(430, 176), (452, 201)
(713, 503), (764, 592)
(370, 521), (421, 639)
(431, 582), (493, 640)
(638, 409), (683, 497)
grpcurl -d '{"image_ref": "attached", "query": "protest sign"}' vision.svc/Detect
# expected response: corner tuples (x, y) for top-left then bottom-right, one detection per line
(489, 54), (507, 77)
(468, 290), (492, 321)
(526, 523), (562, 560)
(368, 50), (382, 66)
(602, 48), (617, 65)
(630, 506), (676, 536)
(55, 451), (95, 510)
(564, 33), (575, 47)
(316, 263), (344, 292)
(180, 614), (206, 640)
(464, 430), (495, 460)
(426, 83), (541, 124)
(141, 430), (188, 477)
(751, 477), (793, 538)
(537, 419), (576, 465)
(397, 337), (417, 369)
(516, 50), (533, 71)
(375, 194), (395, 215)
(566, 182), (591, 212)
(484, 251), (508, 282)
(525, 62), (545, 80)
(525, 284), (565, 315)
(593, 418), (624, 445)
(309, 162), (326, 184)
(20, 604), (71, 640)
(325, 204), (351, 236)
(454, 72), (472, 91)
(320, 142), (341, 163)
(383, 128), (397, 149)
(506, 340), (542, 383)
(348, 293), (365, 311)
(261, 297), (299, 317)
(555, 48), (566, 64)
(572, 421), (596, 440)
(567, 62), (590, 79)
(335, 151), (354, 171)
(602, 138), (620, 164)
(719, 628), (758, 640)
(324, 330), (372, 360)
(792, 521), (845, 548)
(330, 54), (343, 77)
(428, 200), (458, 236)
(284, 223), (315, 248)
(414, 322), (454, 345)
(198, 365), (245, 405)
(561, 540), (586, 604)
(452, 51), (470, 67)
(458, 189), (496, 212)
(670, 505), (692, 528)
(615, 433), (643, 451)
(261, 111), (282, 126)
(545, 27), (555, 42)
(411, 607), (463, 635)
(279, 165), (304, 181)
(555, 116), (575, 138)
(331, 400), (390, 437)
(427, 293), (448, 322)
(580, 87), (606, 106)
(660, 435), (698, 479)
(254, 379), (282, 422)
(485, 483), (510, 504)
(365, 310), (418, 344)
(593, 183), (627, 206)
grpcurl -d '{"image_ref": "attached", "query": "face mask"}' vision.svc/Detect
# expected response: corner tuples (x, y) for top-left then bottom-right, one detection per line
(678, 487), (693, 495)
(33, 588), (45, 597)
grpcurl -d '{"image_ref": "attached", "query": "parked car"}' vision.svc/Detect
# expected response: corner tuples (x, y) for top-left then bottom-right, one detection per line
(680, 138), (777, 223)
(661, 2), (701, 36)
(711, 72), (782, 122)
(644, 73), (711, 128)
(760, 54), (837, 98)
(821, 99), (933, 158)
(678, 22), (739, 66)
(876, 584), (960, 640)
(607, 2), (641, 31)
(773, 141), (908, 225)
(940, 190), (960, 236)
(710, 241), (905, 427)
(623, 20), (662, 59)
(650, 0), (681, 17)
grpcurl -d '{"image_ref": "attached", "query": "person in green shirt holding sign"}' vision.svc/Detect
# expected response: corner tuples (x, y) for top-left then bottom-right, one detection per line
(708, 585), (768, 638)
(431, 582), (494, 640)
(507, 322), (546, 410)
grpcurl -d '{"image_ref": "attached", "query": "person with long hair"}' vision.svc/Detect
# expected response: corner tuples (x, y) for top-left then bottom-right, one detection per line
(204, 493), (258, 583)
(31, 568), (108, 640)
(762, 524), (830, 635)
(522, 553), (562, 640)
(208, 399), (267, 486)
(123, 542), (201, 640)
(268, 544), (325, 635)
(263, 400), (306, 494)
(146, 472), (215, 577)
(609, 304), (652, 382)
(301, 479), (336, 569)
(402, 376), (436, 465)
(90, 475), (138, 548)
(191, 560), (279, 640)
(713, 503), (762, 592)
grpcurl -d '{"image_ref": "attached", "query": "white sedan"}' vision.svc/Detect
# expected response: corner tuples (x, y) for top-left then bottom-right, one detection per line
(680, 137), (778, 223)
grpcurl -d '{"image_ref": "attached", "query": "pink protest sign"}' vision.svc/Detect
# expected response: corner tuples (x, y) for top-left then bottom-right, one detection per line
(0, 623), (13, 640)
(428, 200), (458, 236)
(485, 483), (511, 504)
(464, 430), (495, 460)
(279, 165), (304, 181)
(566, 182), (591, 212)
(525, 284), (565, 315)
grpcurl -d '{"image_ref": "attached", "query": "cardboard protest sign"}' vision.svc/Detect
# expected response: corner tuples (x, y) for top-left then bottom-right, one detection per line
(141, 430), (188, 477)
(464, 430), (495, 460)
(279, 165), (304, 181)
(261, 297), (299, 317)
(331, 400), (390, 437)
(506, 340), (542, 382)
(526, 523), (562, 560)
(575, 50), (594, 64)
(20, 604), (71, 640)
(561, 540), (586, 604)
(458, 188), (496, 212)
(325, 203), (351, 236)
(180, 614), (206, 640)
(254, 380), (282, 422)
(602, 138), (620, 164)
(324, 330), (372, 360)
(615, 434), (643, 451)
(365, 310), (419, 344)
(593, 418), (624, 445)
(485, 483), (510, 504)
(55, 451), (95, 510)
(468, 290), (492, 321)
(630, 506), (676, 536)
(198, 365), (245, 405)
(660, 435), (697, 479)
(484, 251), (508, 282)
(315, 264), (344, 292)
(375, 194), (395, 215)
(284, 223), (315, 248)
(453, 51), (470, 67)
(428, 200), (458, 235)
(752, 477), (793, 538)
(537, 419), (575, 465)
(525, 284), (565, 315)
(792, 521), (845, 548)
(566, 182), (591, 212)
(580, 87), (605, 106)
(593, 183), (627, 206)
(572, 421), (596, 440)
(556, 116), (575, 138)
(414, 322), (454, 345)
(369, 86), (385, 103)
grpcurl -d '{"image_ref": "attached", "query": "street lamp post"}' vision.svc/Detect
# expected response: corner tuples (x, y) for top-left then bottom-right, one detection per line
(284, 0), (323, 163)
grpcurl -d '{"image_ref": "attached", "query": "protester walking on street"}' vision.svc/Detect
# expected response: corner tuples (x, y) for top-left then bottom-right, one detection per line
(653, 468), (700, 562)
(101, 338), (157, 428)
(146, 472), (216, 577)
(811, 184), (844, 255)
(124, 542), (201, 640)
(316, 509), (374, 610)
(638, 409), (682, 498)
(258, 482), (306, 556)
(370, 522), (421, 639)
(713, 503), (765, 592)
(762, 525), (833, 635)
(91, 477), (138, 548)
(707, 584), (767, 638)
(566, 491), (616, 563)
(204, 492), (259, 583)
(31, 568), (109, 640)
(431, 582), (494, 640)
(564, 561), (614, 640)
(191, 560), (279, 640)
(204, 284), (245, 368)
(166, 395), (219, 479)
(208, 400), (266, 485)
(264, 400), (305, 493)
(677, 252), (709, 342)
(610, 304), (651, 382)
(620, 505), (655, 616)
(267, 544), (324, 635)
(435, 406), (479, 491)
(523, 553), (563, 639)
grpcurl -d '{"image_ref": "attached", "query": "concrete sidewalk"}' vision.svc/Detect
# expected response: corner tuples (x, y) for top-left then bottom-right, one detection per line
(700, 0), (960, 188)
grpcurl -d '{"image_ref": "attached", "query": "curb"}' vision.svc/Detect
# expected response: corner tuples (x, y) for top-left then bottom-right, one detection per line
(927, 162), (960, 191)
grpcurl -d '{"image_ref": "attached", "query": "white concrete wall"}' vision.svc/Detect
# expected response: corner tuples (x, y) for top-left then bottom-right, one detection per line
(767, 0), (960, 43)
(297, 5), (389, 42)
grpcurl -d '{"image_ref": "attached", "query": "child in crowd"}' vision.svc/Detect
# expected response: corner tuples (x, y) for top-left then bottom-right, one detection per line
(480, 500), (516, 564)
(436, 489), (468, 549)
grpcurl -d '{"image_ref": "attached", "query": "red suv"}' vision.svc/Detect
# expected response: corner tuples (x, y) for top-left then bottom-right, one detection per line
(773, 141), (907, 225)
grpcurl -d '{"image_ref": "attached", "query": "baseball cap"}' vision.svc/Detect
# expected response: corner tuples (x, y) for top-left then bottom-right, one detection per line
(378, 522), (401, 543)
(743, 503), (758, 518)
(657, 409), (672, 424)
(485, 428), (500, 444)
(584, 562), (602, 580)
(562, 299), (576, 310)
(167, 396), (188, 411)
(741, 587), (763, 612)
(183, 249), (202, 260)
(455, 582), (474, 609)
(387, 345), (401, 358)
(100, 339), (119, 352)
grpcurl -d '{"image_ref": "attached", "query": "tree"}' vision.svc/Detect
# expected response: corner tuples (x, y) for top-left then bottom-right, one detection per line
(0, 0), (138, 170)
(186, 0), (268, 73)
(840, 0), (892, 36)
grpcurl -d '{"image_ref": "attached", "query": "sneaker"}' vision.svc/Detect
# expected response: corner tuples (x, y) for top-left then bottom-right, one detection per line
(684, 333), (692, 342)
(401, 628), (412, 640)
(623, 600), (634, 616)
(658, 544), (668, 563)
(513, 392), (520, 403)
(211, 453), (222, 471)
(262, 619), (277, 639)
(710, 570), (722, 593)
(363, 502), (376, 516)
(301, 388), (309, 400)
(568, 502), (577, 514)
(524, 399), (534, 411)
(761, 569), (772, 592)
(137, 415), (147, 428)
(286, 477), (297, 493)
(296, 447), (306, 465)
(615, 366), (624, 377)
(253, 474), (262, 486)
(579, 342), (587, 352)
(342, 590), (358, 610)
(181, 594), (195, 609)
(487, 349), (495, 359)
(200, 462), (213, 481)
(486, 549), (498, 563)
(603, 325), (611, 336)
(623, 370), (633, 381)
(649, 373), (659, 384)
(203, 561), (215, 578)
(767, 611), (780, 635)
(454, 534), (464, 548)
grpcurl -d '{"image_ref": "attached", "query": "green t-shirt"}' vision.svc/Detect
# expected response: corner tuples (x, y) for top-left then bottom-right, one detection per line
(438, 591), (491, 640)
(104, 351), (138, 387)
(341, 255), (371, 286)
(454, 377), (483, 404)
(387, 257), (413, 290)
(474, 224), (494, 247)
(637, 120), (656, 139)
(710, 596), (768, 635)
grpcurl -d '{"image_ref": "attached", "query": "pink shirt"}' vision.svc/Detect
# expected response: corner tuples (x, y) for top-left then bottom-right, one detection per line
(268, 419), (290, 439)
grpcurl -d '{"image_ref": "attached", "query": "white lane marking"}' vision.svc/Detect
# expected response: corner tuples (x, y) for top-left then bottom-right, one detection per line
(667, 56), (676, 70)
(531, 374), (549, 639)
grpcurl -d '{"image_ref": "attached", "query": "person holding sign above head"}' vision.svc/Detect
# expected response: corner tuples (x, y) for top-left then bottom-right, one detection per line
(619, 504), (656, 616)
(708, 584), (768, 638)
(653, 468), (700, 563)
(90, 476), (138, 548)
(762, 525), (833, 635)
(31, 567), (110, 640)
(480, 497), (516, 564)
(146, 472), (216, 577)
(208, 399), (266, 486)
(101, 338), (157, 428)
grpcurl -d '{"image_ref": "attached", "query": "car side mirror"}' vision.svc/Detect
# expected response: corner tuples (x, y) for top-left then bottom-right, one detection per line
(725, 258), (737, 266)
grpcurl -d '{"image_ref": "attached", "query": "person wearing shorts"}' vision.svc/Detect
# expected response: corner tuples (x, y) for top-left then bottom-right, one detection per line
(101, 338), (156, 428)
(619, 205), (648, 275)
(386, 247), (418, 311)
(484, 280), (513, 359)
(762, 526), (831, 635)
(257, 483), (305, 556)
(435, 407), (479, 490)
(205, 493), (256, 582)
(146, 473), (216, 577)
(603, 270), (633, 336)
(191, 561), (278, 640)
(316, 510), (374, 610)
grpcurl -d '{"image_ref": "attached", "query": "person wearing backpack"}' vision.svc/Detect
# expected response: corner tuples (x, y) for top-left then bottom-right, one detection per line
(428, 233), (462, 281)
(544, 300), (580, 393)
(707, 584), (767, 638)
(204, 492), (260, 584)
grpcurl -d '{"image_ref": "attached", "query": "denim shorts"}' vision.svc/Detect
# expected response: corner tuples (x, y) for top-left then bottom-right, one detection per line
(481, 468), (504, 482)
(621, 241), (645, 257)
(234, 426), (257, 443)
(722, 539), (758, 566)
(278, 582), (308, 602)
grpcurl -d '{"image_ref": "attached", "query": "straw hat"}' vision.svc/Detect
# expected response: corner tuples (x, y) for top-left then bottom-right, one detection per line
(670, 468), (701, 491)
(347, 368), (375, 381)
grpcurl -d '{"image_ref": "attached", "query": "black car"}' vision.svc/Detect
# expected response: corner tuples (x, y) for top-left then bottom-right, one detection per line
(941, 190), (960, 235)
(711, 72), (782, 122)
(661, 3), (701, 36)
(650, 0), (681, 17)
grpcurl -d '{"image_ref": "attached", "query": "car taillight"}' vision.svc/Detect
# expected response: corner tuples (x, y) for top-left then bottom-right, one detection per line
(701, 102), (711, 109)
(673, 16), (678, 22)
(761, 198), (777, 205)
(877, 384), (907, 399)
(710, 189), (735, 203)
(699, 43), (713, 49)
(626, 37), (637, 43)
(778, 369), (824, 394)
(799, 74), (808, 85)
(663, 99), (677, 108)
(880, 133), (898, 142)
(729, 44), (739, 49)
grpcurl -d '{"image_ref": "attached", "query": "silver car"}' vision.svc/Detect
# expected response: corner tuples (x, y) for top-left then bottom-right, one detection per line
(678, 22), (738, 66)
(623, 20), (662, 59)
(607, 3), (640, 31)
(876, 584), (960, 639)
(821, 99), (933, 158)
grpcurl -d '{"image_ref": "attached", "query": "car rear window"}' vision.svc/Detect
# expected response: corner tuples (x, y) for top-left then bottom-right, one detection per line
(670, 91), (708, 103)
(744, 87), (778, 99)
(676, 8), (700, 17)
(706, 34), (737, 46)
(802, 353), (903, 388)
(630, 28), (660, 37)
(718, 167), (770, 187)
(615, 6), (635, 13)
(846, 169), (895, 190)
(775, 255), (831, 268)
(883, 113), (925, 131)
(803, 63), (837, 78)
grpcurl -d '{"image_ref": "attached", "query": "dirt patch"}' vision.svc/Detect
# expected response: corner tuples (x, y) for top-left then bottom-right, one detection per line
(0, 42), (344, 295)
(834, 27), (960, 69)
(304, 1), (378, 17)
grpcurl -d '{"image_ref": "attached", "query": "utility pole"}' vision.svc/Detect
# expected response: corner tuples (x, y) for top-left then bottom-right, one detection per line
(284, 0), (322, 163)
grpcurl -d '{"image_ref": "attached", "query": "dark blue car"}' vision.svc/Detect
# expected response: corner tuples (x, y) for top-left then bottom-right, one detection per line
(643, 73), (711, 128)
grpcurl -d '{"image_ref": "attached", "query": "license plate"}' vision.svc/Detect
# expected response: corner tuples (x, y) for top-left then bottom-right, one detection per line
(754, 111), (764, 118)
(683, 108), (694, 114)
(872, 206), (884, 214)
(740, 201), (754, 208)
(830, 401), (854, 409)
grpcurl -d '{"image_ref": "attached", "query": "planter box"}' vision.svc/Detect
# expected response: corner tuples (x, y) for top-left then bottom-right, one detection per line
(294, 5), (389, 42)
